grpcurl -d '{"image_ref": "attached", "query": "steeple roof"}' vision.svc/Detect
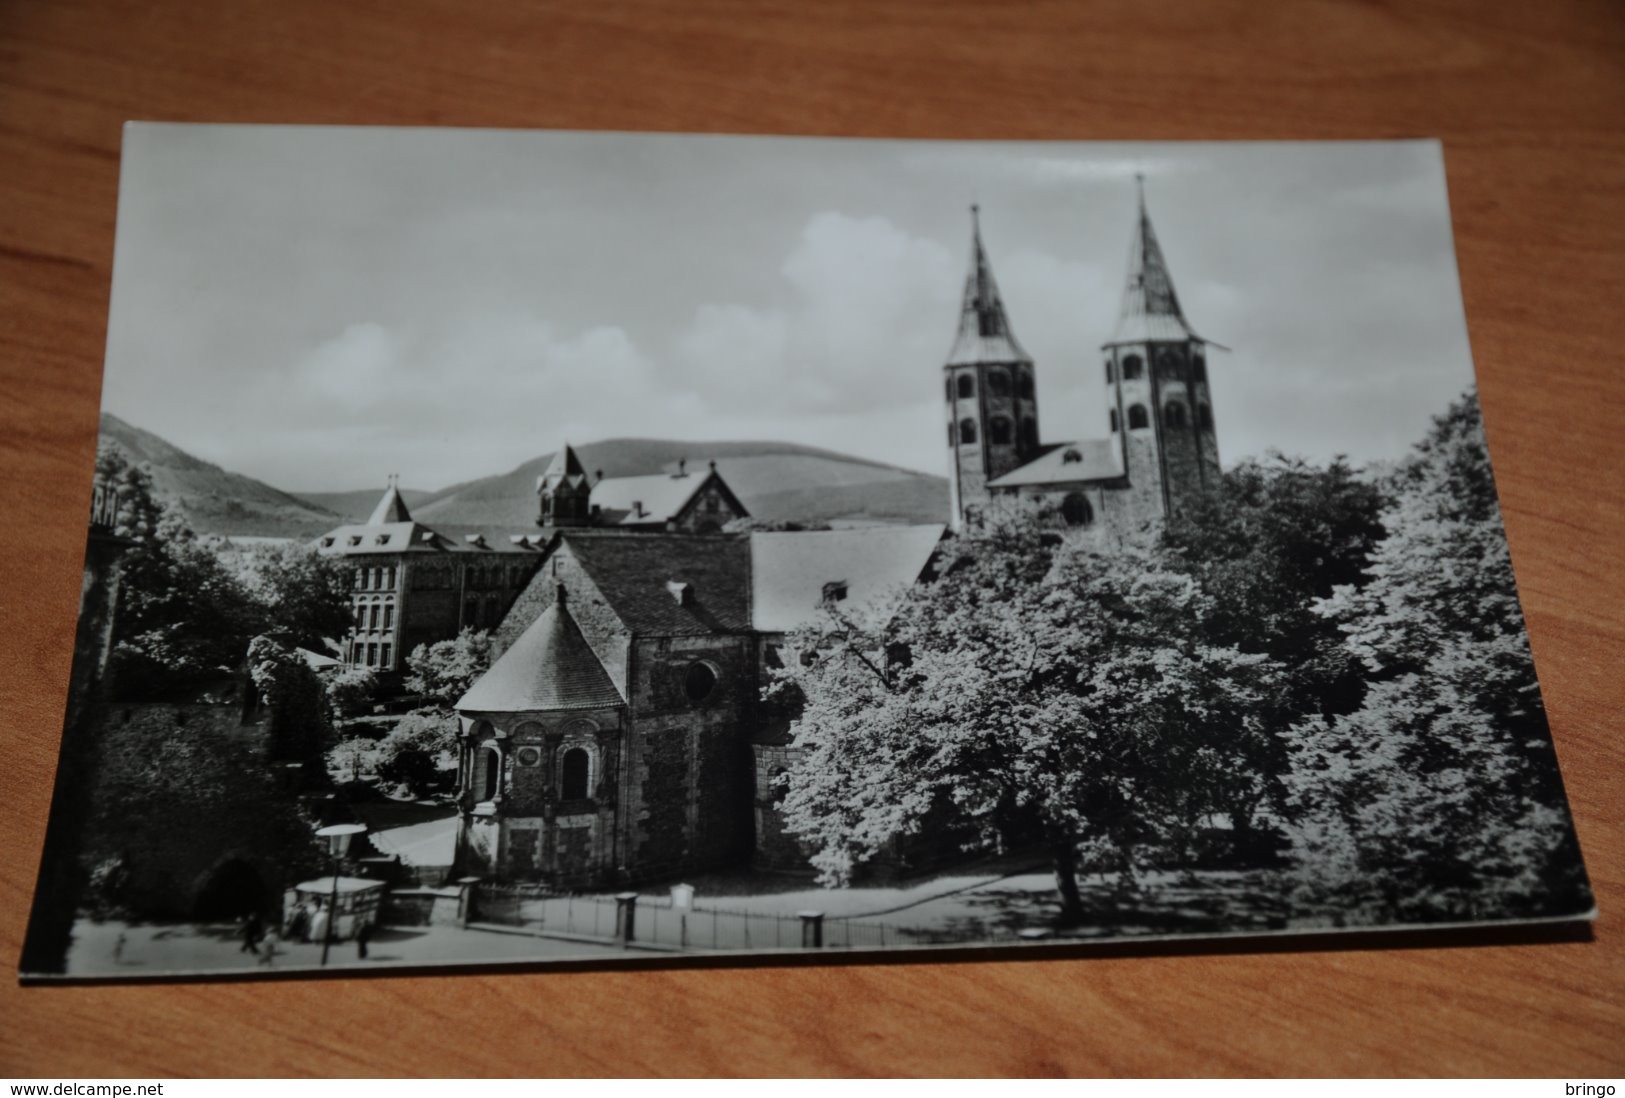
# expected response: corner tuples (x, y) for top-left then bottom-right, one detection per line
(367, 478), (413, 525)
(456, 587), (624, 713)
(1107, 176), (1202, 346)
(945, 206), (1032, 367)
(537, 442), (592, 496)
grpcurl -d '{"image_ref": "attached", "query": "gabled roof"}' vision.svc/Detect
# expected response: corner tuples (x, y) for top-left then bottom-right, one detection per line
(945, 207), (1032, 368)
(590, 470), (734, 526)
(367, 481), (414, 525)
(314, 520), (451, 555)
(456, 590), (624, 713)
(986, 438), (1123, 488)
(1107, 176), (1205, 347)
(537, 442), (592, 496)
(563, 531), (753, 635)
(749, 524), (945, 633)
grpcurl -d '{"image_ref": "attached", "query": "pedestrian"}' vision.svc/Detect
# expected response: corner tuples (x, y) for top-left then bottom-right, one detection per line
(239, 910), (263, 955)
(356, 920), (373, 961)
(113, 931), (127, 965)
(307, 897), (330, 946)
(258, 928), (278, 968)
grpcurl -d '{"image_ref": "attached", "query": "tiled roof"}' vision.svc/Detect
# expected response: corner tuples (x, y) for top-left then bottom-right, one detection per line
(986, 438), (1123, 487)
(749, 524), (945, 633)
(367, 483), (414, 525)
(314, 521), (451, 555)
(563, 531), (753, 635)
(456, 593), (624, 713)
(590, 472), (710, 526)
(944, 208), (1032, 368)
(1106, 179), (1203, 347)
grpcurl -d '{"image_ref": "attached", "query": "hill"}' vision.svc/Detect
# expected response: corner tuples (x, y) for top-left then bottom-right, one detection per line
(97, 413), (342, 538)
(402, 438), (948, 529)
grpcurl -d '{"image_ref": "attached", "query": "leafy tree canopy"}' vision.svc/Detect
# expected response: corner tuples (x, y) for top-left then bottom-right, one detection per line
(405, 628), (494, 706)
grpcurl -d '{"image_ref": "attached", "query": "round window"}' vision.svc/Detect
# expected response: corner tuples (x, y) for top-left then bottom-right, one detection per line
(684, 661), (717, 703)
(515, 746), (541, 767)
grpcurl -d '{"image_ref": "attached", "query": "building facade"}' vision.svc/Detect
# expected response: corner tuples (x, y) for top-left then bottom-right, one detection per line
(947, 179), (1223, 532)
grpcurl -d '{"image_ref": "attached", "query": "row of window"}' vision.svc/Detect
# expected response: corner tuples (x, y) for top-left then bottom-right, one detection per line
(354, 566), (397, 591)
(469, 742), (596, 803)
(353, 598), (396, 631)
(1108, 401), (1215, 432)
(1104, 352), (1208, 384)
(948, 415), (1039, 448)
(405, 562), (529, 592)
(945, 368), (1036, 403)
(350, 641), (393, 669)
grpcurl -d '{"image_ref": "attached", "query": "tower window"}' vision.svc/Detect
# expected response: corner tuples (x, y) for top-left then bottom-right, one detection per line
(685, 661), (718, 703)
(957, 374), (975, 399)
(990, 416), (1012, 445)
(959, 417), (978, 445)
(1122, 355), (1144, 380)
(1110, 408), (1120, 432)
(945, 377), (954, 402)
(1061, 493), (1094, 527)
(1105, 360), (1116, 384)
(1193, 355), (1207, 382)
(1165, 402), (1188, 429)
(987, 370), (1010, 397)
(560, 747), (590, 801)
(1021, 417), (1038, 448)
(1128, 404), (1150, 430)
(1199, 403), (1214, 430)
(1018, 372), (1035, 400)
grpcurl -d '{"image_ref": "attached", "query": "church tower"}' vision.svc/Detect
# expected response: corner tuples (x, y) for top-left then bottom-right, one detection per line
(536, 442), (593, 528)
(944, 206), (1042, 529)
(1101, 176), (1221, 524)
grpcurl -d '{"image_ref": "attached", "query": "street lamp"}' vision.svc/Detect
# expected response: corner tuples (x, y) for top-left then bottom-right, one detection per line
(315, 822), (366, 967)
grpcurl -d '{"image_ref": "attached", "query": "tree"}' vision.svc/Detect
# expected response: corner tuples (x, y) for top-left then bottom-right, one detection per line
(234, 541), (354, 653)
(325, 665), (379, 719)
(247, 635), (334, 761)
(1159, 455), (1386, 841)
(405, 628), (494, 705)
(773, 513), (1281, 922)
(373, 708), (459, 797)
(1286, 391), (1590, 921)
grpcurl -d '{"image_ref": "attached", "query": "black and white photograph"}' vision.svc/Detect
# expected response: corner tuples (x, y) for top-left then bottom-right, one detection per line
(21, 125), (1594, 980)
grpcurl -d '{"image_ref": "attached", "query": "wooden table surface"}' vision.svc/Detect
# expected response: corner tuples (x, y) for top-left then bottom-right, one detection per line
(2, 0), (1622, 1078)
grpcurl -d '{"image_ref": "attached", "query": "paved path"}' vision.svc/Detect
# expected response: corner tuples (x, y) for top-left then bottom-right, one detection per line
(65, 918), (630, 978)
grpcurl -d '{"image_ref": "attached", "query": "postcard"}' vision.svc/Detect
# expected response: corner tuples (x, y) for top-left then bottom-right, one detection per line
(20, 126), (1592, 979)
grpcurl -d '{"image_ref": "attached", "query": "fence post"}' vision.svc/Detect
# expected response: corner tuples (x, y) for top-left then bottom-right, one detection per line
(798, 910), (824, 949)
(614, 892), (639, 945)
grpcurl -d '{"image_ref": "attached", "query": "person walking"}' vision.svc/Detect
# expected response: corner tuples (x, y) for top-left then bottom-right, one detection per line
(356, 920), (373, 961)
(239, 910), (263, 956)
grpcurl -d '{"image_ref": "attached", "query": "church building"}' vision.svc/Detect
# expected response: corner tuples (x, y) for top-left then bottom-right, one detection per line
(946, 179), (1223, 531)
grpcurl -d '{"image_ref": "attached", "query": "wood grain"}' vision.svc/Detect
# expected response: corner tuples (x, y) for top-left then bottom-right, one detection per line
(2, 0), (1622, 1077)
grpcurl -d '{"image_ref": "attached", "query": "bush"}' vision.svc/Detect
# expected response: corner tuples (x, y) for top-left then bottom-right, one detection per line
(373, 708), (458, 798)
(325, 666), (379, 718)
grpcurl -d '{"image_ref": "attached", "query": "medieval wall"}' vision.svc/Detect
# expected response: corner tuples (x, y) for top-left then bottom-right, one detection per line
(623, 633), (757, 882)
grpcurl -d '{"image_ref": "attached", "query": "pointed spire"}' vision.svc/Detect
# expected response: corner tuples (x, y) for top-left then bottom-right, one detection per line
(367, 478), (413, 525)
(1108, 174), (1199, 345)
(544, 442), (587, 484)
(945, 205), (1031, 367)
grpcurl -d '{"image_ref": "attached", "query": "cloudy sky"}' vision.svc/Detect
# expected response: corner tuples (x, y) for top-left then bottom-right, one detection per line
(101, 126), (1476, 492)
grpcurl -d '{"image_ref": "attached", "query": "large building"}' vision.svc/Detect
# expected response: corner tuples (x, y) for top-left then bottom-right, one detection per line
(451, 525), (944, 885)
(314, 451), (751, 675)
(946, 180), (1222, 531)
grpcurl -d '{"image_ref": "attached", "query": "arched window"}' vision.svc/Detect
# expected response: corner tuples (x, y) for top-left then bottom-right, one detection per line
(945, 377), (954, 402)
(987, 370), (1009, 397)
(1128, 404), (1149, 430)
(1021, 417), (1038, 448)
(1121, 355), (1144, 380)
(1165, 402), (1188, 429)
(1105, 360), (1116, 384)
(1061, 493), (1094, 527)
(1018, 372), (1035, 400)
(480, 745), (502, 801)
(685, 661), (718, 703)
(1198, 403), (1214, 430)
(956, 374), (975, 399)
(1062, 448), (1083, 465)
(947, 421), (957, 447)
(959, 417), (978, 445)
(560, 747), (590, 801)
(990, 417), (1012, 445)
(1110, 408), (1120, 432)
